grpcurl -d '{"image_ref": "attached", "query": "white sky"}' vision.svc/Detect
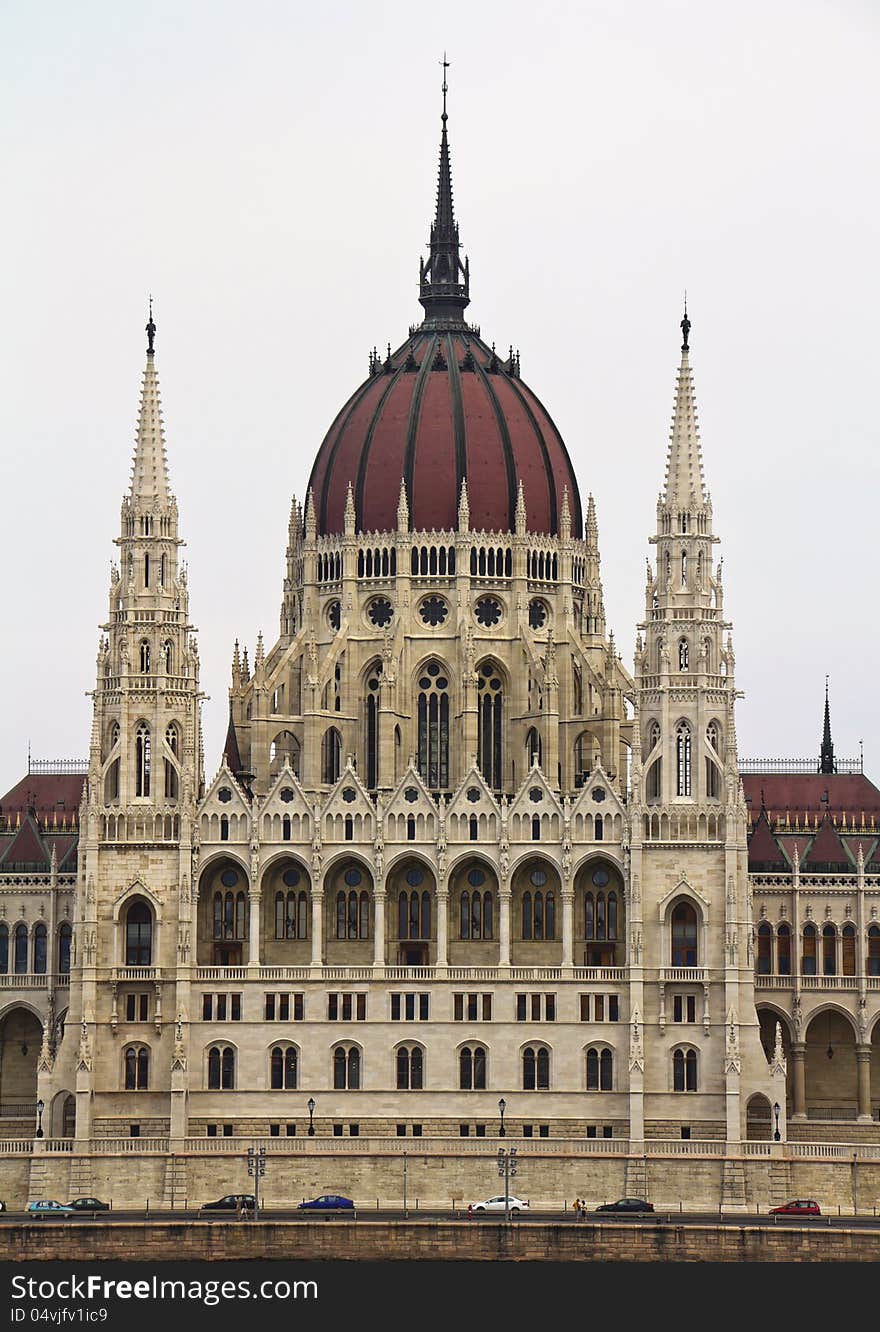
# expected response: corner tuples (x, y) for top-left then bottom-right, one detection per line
(1, 0), (878, 797)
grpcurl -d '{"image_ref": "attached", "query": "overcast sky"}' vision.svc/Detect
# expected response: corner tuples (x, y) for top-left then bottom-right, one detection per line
(1, 0), (878, 798)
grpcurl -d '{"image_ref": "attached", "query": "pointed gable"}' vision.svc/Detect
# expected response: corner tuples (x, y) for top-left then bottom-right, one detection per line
(509, 766), (562, 841)
(0, 814), (50, 869)
(199, 765), (251, 844)
(259, 766), (312, 843)
(802, 815), (854, 872)
(748, 813), (790, 871)
(322, 762), (374, 842)
(570, 764), (624, 842)
(446, 765), (499, 842)
(384, 765), (439, 842)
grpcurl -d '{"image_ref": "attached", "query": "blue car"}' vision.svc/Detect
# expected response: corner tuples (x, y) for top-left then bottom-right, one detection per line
(27, 1200), (76, 1217)
(297, 1194), (354, 1210)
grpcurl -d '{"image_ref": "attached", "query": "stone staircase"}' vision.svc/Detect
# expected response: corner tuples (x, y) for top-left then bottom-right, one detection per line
(624, 1156), (648, 1199)
(162, 1153), (188, 1210)
(721, 1159), (747, 1211)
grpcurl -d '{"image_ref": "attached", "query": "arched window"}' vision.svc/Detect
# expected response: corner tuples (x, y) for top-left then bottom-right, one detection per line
(336, 890), (371, 940)
(460, 890), (493, 940)
(459, 1046), (486, 1090)
(868, 925), (880, 977)
(671, 902), (698, 967)
(135, 723), (151, 797)
(0, 923), (8, 974)
(163, 639), (173, 673)
(822, 924), (836, 976)
(275, 886), (308, 940)
(646, 758), (661, 800)
(679, 638), (689, 672)
(675, 722), (691, 796)
(208, 1045), (235, 1090)
(58, 922), (72, 974)
(522, 1046), (550, 1090)
(477, 661), (504, 788)
(124, 1045), (149, 1090)
(842, 924), (856, 977)
(673, 1047), (698, 1092)
(125, 901), (152, 966)
(396, 1046), (424, 1090)
(522, 880), (555, 940)
(14, 923), (28, 974)
(647, 721), (661, 753)
(333, 1046), (360, 1090)
(139, 640), (151, 673)
(105, 757), (120, 804)
(777, 923), (791, 976)
(270, 1046), (298, 1089)
(586, 1047), (613, 1091)
(801, 923), (817, 976)
(322, 728), (341, 785)
(398, 886), (430, 939)
(364, 663), (382, 789)
(757, 922), (772, 975)
(33, 923), (47, 975)
(417, 660), (450, 789)
(526, 728), (542, 768)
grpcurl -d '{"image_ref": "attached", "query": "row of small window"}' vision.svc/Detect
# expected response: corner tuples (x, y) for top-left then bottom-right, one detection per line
(195, 991), (626, 1023)
(0, 922), (71, 975)
(756, 922), (880, 976)
(122, 1043), (702, 1092)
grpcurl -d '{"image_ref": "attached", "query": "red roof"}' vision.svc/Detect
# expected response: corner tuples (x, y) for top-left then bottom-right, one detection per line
(307, 331), (583, 537)
(741, 773), (880, 824)
(801, 816), (854, 869)
(0, 773), (85, 822)
(748, 814), (789, 869)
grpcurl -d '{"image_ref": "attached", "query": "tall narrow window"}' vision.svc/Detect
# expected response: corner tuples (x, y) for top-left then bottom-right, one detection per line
(58, 922), (72, 974)
(822, 924), (836, 976)
(417, 661), (450, 789)
(14, 923), (28, 974)
(135, 724), (151, 797)
(125, 902), (152, 966)
(477, 662), (504, 789)
(671, 902), (698, 967)
(0, 924), (8, 975)
(526, 728), (542, 768)
(675, 722), (691, 796)
(842, 924), (856, 977)
(802, 924), (817, 976)
(777, 923), (791, 975)
(868, 925), (880, 978)
(270, 1046), (297, 1089)
(140, 641), (151, 673)
(33, 923), (47, 975)
(322, 727), (341, 784)
(673, 1048), (697, 1092)
(757, 922), (772, 974)
(678, 639), (689, 672)
(365, 663), (382, 789)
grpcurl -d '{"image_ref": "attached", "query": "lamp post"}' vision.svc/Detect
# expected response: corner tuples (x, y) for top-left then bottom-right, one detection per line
(498, 1097), (506, 1138)
(35, 1098), (44, 1140)
(307, 1097), (316, 1137)
(246, 1145), (266, 1220)
(497, 1146), (517, 1222)
(403, 1151), (408, 1219)
(773, 1101), (781, 1142)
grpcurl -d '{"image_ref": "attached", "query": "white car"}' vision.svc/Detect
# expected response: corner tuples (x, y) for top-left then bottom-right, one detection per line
(470, 1195), (530, 1216)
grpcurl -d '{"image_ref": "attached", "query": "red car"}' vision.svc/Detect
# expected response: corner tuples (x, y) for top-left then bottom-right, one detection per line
(769, 1199), (821, 1216)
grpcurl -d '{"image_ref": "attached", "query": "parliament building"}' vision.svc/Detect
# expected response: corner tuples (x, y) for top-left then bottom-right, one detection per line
(1, 87), (879, 1208)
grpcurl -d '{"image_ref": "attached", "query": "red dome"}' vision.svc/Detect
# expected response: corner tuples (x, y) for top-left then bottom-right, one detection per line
(307, 330), (583, 538)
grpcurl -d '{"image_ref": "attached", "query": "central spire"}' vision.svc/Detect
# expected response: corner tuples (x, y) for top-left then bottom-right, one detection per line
(419, 57), (470, 327)
(819, 676), (836, 775)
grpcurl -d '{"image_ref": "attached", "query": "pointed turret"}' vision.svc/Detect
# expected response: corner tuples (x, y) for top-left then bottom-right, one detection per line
(129, 301), (172, 506)
(559, 486), (571, 541)
(585, 493), (598, 546)
(418, 58), (470, 326)
(661, 303), (708, 514)
(515, 479), (527, 535)
(344, 482), (356, 536)
(458, 477), (470, 533)
(397, 478), (410, 533)
(819, 676), (836, 775)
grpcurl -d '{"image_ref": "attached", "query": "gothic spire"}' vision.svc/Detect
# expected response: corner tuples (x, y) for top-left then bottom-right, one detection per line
(661, 304), (707, 513)
(419, 57), (470, 326)
(129, 303), (172, 505)
(819, 676), (836, 775)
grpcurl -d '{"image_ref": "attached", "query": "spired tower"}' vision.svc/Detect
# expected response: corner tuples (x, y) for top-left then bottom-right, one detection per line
(629, 310), (776, 1148)
(48, 311), (203, 1146)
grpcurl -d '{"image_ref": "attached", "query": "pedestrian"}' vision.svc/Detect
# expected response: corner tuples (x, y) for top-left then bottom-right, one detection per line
(467, 1202), (473, 1219)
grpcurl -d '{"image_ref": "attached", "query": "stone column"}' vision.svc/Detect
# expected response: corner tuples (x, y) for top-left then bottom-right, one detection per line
(790, 1042), (807, 1119)
(310, 891), (324, 970)
(499, 891), (511, 967)
(248, 893), (261, 967)
(562, 892), (574, 969)
(856, 1044), (872, 1122)
(436, 890), (448, 969)
(372, 886), (386, 972)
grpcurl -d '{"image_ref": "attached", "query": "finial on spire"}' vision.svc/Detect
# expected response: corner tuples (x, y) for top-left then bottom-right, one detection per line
(146, 296), (156, 356)
(419, 58), (470, 325)
(441, 51), (449, 123)
(680, 294), (690, 351)
(819, 675), (836, 775)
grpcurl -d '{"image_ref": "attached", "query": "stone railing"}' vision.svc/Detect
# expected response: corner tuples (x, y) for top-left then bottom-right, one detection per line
(0, 973), (70, 989)
(191, 965), (630, 984)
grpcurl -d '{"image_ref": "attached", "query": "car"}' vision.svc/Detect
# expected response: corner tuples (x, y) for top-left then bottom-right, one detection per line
(769, 1199), (821, 1216)
(67, 1198), (110, 1212)
(201, 1194), (257, 1212)
(0, 1201), (5, 1212)
(469, 1196), (530, 1216)
(595, 1198), (655, 1213)
(26, 1200), (76, 1216)
(297, 1194), (355, 1211)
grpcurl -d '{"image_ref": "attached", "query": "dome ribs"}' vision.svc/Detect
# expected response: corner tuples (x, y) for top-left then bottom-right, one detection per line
(354, 358), (410, 533)
(311, 378), (377, 536)
(445, 333), (468, 507)
(496, 373), (557, 536)
(462, 351), (517, 532)
(401, 334), (437, 526)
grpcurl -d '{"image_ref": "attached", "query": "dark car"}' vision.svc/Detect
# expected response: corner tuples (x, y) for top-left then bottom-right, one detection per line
(595, 1198), (654, 1213)
(201, 1194), (256, 1211)
(67, 1198), (110, 1212)
(297, 1194), (355, 1210)
(770, 1199), (821, 1216)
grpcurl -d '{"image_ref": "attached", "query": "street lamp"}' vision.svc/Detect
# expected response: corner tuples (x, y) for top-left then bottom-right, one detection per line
(307, 1097), (316, 1137)
(35, 1098), (44, 1140)
(498, 1097), (506, 1138)
(497, 1146), (517, 1222)
(773, 1101), (781, 1142)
